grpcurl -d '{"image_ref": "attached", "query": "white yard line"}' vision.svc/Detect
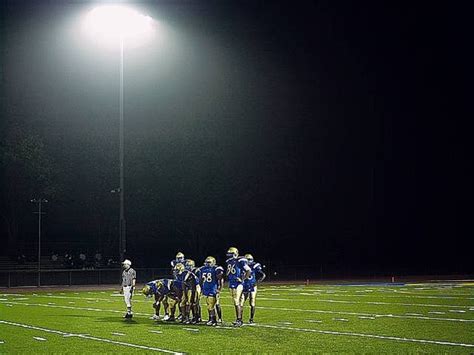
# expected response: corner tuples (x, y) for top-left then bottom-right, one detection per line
(2, 299), (473, 325)
(0, 320), (182, 354)
(1, 303), (473, 349)
(255, 324), (474, 348)
(221, 304), (474, 323)
(24, 293), (474, 309)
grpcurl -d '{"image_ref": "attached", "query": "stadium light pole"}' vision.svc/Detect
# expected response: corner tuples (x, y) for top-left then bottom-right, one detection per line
(31, 198), (48, 287)
(82, 5), (154, 263)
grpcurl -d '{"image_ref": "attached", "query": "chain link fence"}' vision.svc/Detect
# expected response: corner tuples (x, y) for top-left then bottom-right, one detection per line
(0, 268), (170, 288)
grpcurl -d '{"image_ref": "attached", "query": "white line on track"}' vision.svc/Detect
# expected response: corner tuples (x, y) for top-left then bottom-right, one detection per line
(255, 324), (474, 348)
(0, 320), (182, 354)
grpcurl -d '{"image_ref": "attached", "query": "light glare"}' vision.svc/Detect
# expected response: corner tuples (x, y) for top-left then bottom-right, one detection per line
(83, 5), (154, 48)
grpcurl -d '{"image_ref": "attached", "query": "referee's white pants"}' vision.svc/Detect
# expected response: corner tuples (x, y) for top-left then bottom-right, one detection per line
(123, 286), (133, 308)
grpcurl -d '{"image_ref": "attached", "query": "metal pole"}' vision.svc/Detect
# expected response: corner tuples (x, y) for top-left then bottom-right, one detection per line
(38, 199), (42, 287)
(119, 37), (126, 263)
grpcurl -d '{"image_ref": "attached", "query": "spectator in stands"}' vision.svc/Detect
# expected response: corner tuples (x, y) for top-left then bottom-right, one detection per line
(94, 251), (102, 268)
(17, 254), (26, 265)
(79, 252), (86, 269)
(51, 252), (59, 265)
(64, 252), (74, 269)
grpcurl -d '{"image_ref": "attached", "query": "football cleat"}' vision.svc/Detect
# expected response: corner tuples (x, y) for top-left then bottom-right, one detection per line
(226, 247), (239, 259)
(162, 314), (170, 321)
(232, 319), (243, 327)
(150, 314), (160, 320)
(206, 320), (217, 326)
(249, 318), (254, 324)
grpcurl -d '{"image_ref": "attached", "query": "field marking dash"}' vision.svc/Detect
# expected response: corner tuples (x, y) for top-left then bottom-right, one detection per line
(0, 320), (182, 354)
(182, 328), (199, 332)
(255, 324), (474, 348)
(149, 330), (163, 334)
(33, 337), (47, 341)
(112, 332), (125, 336)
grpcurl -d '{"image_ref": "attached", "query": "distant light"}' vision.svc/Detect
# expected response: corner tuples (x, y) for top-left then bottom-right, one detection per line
(82, 5), (154, 48)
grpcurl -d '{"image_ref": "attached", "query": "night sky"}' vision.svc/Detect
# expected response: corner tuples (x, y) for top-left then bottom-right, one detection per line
(1, 1), (472, 274)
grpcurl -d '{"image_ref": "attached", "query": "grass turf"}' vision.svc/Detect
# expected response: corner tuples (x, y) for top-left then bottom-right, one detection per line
(0, 282), (473, 353)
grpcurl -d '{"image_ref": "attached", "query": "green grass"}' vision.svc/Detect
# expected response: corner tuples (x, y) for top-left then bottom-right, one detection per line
(1, 282), (473, 353)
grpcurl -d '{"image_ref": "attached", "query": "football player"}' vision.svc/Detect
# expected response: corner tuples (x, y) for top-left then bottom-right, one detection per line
(171, 252), (185, 269)
(242, 253), (266, 323)
(174, 262), (200, 324)
(185, 259), (202, 323)
(197, 256), (224, 326)
(142, 278), (182, 321)
(225, 247), (251, 326)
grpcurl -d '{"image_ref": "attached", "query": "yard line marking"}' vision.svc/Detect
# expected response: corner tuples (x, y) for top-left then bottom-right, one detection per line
(33, 337), (47, 341)
(111, 332), (125, 336)
(32, 293), (474, 310)
(0, 320), (182, 354)
(182, 328), (199, 332)
(223, 304), (474, 323)
(255, 324), (474, 348)
(428, 311), (445, 315)
(149, 330), (163, 334)
(2, 299), (473, 324)
(0, 340), (4, 344)
(0, 294), (24, 297)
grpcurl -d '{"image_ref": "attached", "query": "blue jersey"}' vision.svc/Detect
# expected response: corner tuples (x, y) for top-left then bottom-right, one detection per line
(146, 279), (174, 296)
(226, 257), (250, 289)
(198, 265), (224, 296)
(243, 262), (263, 292)
(174, 271), (186, 290)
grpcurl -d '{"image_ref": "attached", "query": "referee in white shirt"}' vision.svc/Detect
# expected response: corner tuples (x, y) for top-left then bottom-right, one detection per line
(121, 259), (136, 318)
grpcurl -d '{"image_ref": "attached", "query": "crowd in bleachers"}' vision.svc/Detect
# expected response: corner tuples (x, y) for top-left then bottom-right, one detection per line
(4, 251), (120, 270)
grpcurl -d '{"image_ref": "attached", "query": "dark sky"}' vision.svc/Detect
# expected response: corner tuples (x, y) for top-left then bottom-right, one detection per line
(1, 1), (472, 273)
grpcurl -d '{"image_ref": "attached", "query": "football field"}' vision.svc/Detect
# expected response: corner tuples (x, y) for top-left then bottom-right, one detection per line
(1, 282), (473, 353)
